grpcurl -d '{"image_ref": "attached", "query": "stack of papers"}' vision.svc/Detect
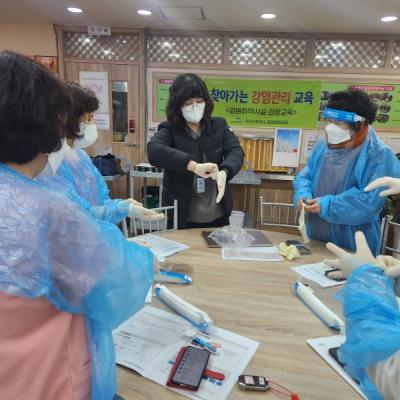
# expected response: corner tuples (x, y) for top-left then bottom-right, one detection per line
(129, 233), (189, 260)
(291, 262), (345, 288)
(222, 246), (282, 261)
(113, 306), (259, 400)
(307, 335), (366, 399)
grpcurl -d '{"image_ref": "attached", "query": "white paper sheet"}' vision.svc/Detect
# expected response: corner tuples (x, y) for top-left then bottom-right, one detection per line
(145, 288), (152, 304)
(291, 262), (345, 288)
(307, 335), (366, 399)
(305, 132), (318, 158)
(113, 306), (259, 400)
(129, 233), (189, 259)
(222, 246), (283, 261)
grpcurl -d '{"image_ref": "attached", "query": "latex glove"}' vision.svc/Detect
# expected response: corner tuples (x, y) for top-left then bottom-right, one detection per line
(194, 162), (218, 179)
(213, 170), (227, 204)
(376, 255), (400, 278)
(128, 204), (164, 221)
(279, 242), (301, 261)
(303, 198), (321, 214)
(365, 177), (400, 197)
(125, 198), (143, 206)
(297, 199), (305, 210)
(298, 205), (310, 244)
(324, 231), (382, 277)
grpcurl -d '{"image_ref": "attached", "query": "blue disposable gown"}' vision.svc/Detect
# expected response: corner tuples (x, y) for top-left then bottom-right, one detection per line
(293, 126), (400, 255)
(0, 163), (153, 400)
(38, 148), (129, 224)
(339, 265), (400, 399)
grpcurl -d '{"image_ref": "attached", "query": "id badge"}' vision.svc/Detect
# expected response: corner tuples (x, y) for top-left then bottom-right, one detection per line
(196, 178), (205, 193)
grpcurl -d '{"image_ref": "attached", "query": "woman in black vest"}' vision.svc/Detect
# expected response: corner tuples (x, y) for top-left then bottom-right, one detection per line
(148, 73), (244, 229)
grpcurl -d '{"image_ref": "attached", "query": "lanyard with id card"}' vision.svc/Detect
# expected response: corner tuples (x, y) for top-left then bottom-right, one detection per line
(196, 177), (205, 193)
(195, 138), (206, 194)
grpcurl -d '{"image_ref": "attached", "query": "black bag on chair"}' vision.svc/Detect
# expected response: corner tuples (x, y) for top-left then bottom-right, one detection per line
(91, 154), (123, 176)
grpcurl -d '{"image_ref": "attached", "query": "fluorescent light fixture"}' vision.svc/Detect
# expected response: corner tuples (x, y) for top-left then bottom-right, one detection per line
(381, 16), (398, 22)
(260, 13), (277, 19)
(67, 7), (82, 13)
(137, 9), (152, 16)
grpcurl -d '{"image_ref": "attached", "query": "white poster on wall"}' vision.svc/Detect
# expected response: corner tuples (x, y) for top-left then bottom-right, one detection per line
(272, 128), (302, 167)
(305, 132), (318, 158)
(94, 113), (110, 130)
(79, 71), (109, 114)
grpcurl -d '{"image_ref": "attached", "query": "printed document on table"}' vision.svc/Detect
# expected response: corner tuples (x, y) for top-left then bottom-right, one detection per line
(222, 246), (283, 261)
(291, 262), (345, 288)
(307, 335), (366, 399)
(129, 233), (189, 259)
(113, 306), (259, 400)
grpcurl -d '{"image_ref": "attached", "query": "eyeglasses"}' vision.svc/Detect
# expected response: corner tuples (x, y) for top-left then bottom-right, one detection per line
(324, 268), (346, 282)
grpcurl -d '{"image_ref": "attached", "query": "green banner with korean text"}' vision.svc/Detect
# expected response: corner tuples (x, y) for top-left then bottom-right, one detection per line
(204, 77), (321, 129)
(155, 78), (174, 121)
(321, 82), (400, 129)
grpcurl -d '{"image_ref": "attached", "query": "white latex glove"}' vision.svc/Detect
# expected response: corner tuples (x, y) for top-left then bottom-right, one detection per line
(324, 231), (380, 277)
(213, 170), (227, 204)
(194, 162), (218, 179)
(376, 255), (400, 278)
(365, 177), (400, 197)
(128, 204), (164, 221)
(125, 198), (143, 206)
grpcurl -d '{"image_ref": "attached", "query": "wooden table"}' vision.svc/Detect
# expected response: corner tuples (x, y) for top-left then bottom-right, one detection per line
(117, 229), (358, 400)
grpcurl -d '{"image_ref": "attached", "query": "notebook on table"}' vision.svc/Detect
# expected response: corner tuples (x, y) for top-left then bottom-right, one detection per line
(201, 229), (273, 248)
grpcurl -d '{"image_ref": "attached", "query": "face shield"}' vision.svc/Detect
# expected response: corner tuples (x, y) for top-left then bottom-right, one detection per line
(318, 108), (366, 145)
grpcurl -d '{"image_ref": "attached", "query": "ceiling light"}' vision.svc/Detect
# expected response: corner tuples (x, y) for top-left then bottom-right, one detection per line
(137, 9), (152, 16)
(67, 7), (82, 13)
(381, 16), (398, 22)
(260, 13), (277, 19)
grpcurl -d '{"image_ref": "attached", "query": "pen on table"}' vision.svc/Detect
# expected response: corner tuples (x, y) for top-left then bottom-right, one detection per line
(193, 336), (217, 353)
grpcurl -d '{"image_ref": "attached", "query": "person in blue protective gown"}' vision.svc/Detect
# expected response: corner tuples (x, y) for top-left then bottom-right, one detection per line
(39, 81), (163, 225)
(325, 229), (400, 400)
(293, 90), (400, 255)
(0, 51), (154, 400)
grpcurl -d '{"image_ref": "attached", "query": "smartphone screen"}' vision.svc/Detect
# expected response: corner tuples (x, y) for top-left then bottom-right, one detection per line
(172, 346), (210, 390)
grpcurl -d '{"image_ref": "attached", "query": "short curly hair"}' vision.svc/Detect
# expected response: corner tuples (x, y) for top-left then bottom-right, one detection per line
(66, 82), (99, 138)
(166, 73), (214, 130)
(0, 51), (71, 164)
(327, 89), (377, 125)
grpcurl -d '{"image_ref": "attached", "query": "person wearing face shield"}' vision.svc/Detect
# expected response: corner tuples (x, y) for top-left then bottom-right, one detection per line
(147, 73), (244, 229)
(0, 52), (154, 400)
(293, 90), (400, 255)
(39, 82), (163, 225)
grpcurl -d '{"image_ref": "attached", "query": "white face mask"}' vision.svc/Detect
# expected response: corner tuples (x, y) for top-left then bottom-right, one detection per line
(325, 123), (351, 145)
(181, 102), (205, 124)
(74, 122), (98, 149)
(39, 139), (69, 177)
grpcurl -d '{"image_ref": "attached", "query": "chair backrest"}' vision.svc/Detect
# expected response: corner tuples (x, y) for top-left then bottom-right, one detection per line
(132, 199), (178, 236)
(380, 216), (400, 257)
(259, 196), (299, 228)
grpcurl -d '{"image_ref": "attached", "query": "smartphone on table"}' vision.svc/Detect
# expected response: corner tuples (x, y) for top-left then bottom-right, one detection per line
(286, 240), (312, 255)
(167, 346), (210, 391)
